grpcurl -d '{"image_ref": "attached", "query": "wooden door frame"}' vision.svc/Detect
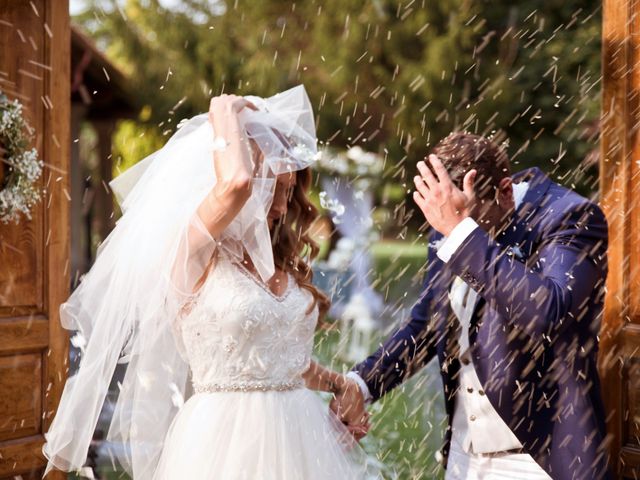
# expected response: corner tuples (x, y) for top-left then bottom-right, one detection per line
(42, 2), (70, 479)
(600, 0), (640, 477)
(42, 0), (71, 480)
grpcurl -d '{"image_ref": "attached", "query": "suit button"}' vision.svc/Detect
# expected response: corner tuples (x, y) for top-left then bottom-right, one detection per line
(460, 351), (472, 365)
(469, 415), (476, 422)
(467, 387), (474, 393)
(478, 389), (485, 396)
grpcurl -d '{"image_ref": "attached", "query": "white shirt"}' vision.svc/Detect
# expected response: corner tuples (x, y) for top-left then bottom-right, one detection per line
(348, 181), (530, 455)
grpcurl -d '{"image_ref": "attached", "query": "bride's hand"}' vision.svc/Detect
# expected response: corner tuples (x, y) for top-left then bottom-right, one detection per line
(208, 94), (257, 125)
(207, 94), (258, 189)
(330, 377), (370, 440)
(208, 94), (258, 174)
(196, 95), (259, 239)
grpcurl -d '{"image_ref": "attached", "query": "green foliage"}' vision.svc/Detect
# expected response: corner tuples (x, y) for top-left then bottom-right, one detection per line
(112, 116), (166, 177)
(74, 0), (601, 203)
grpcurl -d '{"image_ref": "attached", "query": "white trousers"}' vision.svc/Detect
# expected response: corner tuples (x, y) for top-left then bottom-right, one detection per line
(444, 439), (551, 480)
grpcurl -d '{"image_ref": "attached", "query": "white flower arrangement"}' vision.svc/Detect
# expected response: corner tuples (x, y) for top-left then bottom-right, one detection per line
(324, 229), (380, 271)
(315, 146), (383, 179)
(0, 91), (44, 224)
(318, 191), (346, 222)
(325, 237), (356, 271)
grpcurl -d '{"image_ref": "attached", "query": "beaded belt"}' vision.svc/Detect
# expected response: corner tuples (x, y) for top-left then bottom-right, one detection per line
(193, 379), (305, 393)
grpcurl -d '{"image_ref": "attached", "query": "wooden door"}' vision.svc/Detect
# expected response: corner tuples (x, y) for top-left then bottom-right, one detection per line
(0, 2), (69, 479)
(600, 0), (640, 478)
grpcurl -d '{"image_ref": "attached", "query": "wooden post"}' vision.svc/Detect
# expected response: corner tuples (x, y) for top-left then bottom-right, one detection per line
(599, 0), (640, 477)
(70, 103), (89, 281)
(91, 118), (116, 244)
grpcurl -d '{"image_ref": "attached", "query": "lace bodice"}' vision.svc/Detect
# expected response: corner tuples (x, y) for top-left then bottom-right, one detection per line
(178, 255), (318, 391)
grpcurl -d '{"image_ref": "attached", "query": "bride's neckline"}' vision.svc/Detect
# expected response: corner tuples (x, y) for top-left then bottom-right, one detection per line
(232, 260), (293, 302)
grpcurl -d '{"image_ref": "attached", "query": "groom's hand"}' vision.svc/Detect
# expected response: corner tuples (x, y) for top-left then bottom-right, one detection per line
(330, 379), (370, 440)
(413, 154), (477, 237)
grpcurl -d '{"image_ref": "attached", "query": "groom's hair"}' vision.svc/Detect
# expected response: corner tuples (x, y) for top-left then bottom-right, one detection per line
(432, 132), (510, 200)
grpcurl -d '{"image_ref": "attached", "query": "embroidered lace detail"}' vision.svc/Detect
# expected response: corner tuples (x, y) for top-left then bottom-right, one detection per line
(178, 255), (318, 390)
(233, 260), (293, 302)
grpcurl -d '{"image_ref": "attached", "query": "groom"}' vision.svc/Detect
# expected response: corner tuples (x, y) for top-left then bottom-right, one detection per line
(333, 132), (612, 479)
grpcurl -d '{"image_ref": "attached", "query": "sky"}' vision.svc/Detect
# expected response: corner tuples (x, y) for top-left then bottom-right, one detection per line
(70, 0), (190, 16)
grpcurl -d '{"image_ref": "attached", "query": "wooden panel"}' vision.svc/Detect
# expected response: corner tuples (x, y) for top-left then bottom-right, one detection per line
(0, 316), (49, 354)
(0, 354), (42, 442)
(620, 327), (640, 478)
(631, 0), (640, 329)
(600, 0), (640, 477)
(0, 436), (48, 478)
(621, 449), (640, 480)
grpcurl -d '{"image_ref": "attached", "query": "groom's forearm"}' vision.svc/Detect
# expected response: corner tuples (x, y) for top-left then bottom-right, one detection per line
(354, 238), (441, 402)
(353, 316), (438, 401)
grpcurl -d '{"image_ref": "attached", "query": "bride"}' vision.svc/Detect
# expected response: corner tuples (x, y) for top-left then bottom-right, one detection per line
(42, 85), (377, 479)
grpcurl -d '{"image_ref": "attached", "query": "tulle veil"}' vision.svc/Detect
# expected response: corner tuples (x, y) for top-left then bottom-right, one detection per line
(42, 85), (319, 479)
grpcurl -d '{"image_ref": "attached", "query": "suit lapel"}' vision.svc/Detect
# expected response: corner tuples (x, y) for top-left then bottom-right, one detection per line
(433, 168), (553, 372)
(497, 167), (553, 253)
(426, 247), (460, 378)
(468, 168), (553, 347)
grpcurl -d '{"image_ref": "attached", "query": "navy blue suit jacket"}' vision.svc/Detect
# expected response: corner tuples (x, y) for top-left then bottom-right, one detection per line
(355, 168), (611, 479)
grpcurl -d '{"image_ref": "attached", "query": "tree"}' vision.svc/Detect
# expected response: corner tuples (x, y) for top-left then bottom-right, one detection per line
(75, 0), (601, 217)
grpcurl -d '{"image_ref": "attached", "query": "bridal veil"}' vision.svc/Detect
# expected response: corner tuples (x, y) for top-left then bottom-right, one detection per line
(42, 85), (318, 479)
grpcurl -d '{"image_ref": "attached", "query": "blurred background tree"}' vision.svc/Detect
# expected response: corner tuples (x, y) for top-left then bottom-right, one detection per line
(75, 0), (601, 231)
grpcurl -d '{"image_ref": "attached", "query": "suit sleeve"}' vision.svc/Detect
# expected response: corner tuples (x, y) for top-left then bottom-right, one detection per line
(447, 199), (608, 339)
(353, 236), (444, 402)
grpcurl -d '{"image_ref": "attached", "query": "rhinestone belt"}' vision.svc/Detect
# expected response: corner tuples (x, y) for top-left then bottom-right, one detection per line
(193, 379), (305, 393)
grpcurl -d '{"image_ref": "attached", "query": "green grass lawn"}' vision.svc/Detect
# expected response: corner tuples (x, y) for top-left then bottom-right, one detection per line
(370, 240), (428, 303)
(314, 329), (446, 479)
(314, 239), (447, 479)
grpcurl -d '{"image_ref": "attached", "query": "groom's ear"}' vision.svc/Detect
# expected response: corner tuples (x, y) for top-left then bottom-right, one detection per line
(496, 177), (514, 210)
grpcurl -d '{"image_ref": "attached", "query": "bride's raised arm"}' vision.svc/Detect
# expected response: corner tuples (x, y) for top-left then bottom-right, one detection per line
(170, 95), (258, 303)
(196, 94), (257, 238)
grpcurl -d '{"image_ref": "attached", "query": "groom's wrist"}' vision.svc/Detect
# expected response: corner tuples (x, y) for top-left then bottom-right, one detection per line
(436, 217), (478, 263)
(346, 371), (373, 404)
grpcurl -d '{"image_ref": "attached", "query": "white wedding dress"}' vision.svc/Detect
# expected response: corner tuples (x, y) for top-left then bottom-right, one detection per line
(152, 253), (376, 479)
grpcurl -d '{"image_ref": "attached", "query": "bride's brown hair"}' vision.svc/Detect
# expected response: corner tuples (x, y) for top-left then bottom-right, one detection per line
(271, 167), (330, 319)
